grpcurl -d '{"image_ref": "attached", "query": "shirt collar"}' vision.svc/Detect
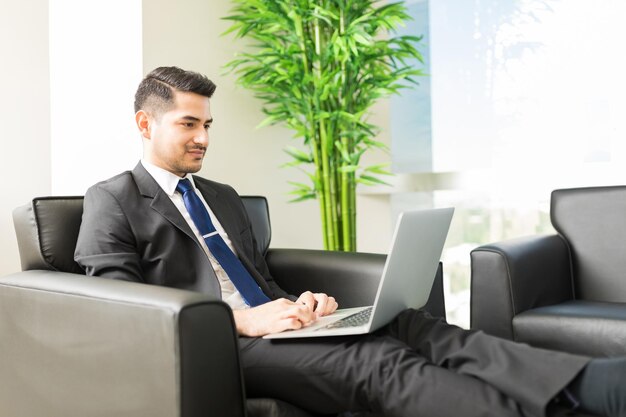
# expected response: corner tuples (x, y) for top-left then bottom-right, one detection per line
(140, 159), (197, 196)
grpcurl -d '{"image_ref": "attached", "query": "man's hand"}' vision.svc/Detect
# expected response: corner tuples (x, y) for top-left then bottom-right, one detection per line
(233, 298), (318, 337)
(296, 291), (339, 317)
(233, 292), (339, 337)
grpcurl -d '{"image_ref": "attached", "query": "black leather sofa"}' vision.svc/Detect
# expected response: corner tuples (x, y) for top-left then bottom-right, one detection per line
(3, 196), (445, 417)
(471, 186), (626, 358)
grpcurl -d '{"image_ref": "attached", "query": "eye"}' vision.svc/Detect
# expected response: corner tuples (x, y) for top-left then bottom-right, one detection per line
(204, 124), (211, 130)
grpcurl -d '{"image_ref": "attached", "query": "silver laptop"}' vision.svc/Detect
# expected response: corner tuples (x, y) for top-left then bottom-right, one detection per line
(264, 207), (454, 339)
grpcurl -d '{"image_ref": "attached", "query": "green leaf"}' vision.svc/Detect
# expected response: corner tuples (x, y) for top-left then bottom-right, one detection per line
(364, 164), (394, 175)
(256, 115), (280, 129)
(339, 165), (359, 173)
(358, 174), (391, 186)
(287, 180), (313, 190)
(363, 138), (389, 150)
(288, 192), (317, 203)
(352, 32), (372, 46)
(283, 146), (313, 163)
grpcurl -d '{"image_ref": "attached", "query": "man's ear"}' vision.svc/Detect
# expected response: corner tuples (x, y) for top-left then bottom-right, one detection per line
(135, 110), (151, 139)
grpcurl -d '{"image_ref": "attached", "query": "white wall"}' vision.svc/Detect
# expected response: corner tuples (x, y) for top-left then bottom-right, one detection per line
(49, 0), (143, 195)
(0, 0), (51, 275)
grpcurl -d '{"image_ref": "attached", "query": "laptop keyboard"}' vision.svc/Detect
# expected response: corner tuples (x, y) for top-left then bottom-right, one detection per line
(320, 307), (373, 330)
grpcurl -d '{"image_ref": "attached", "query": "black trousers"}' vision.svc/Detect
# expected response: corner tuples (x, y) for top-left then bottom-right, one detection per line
(239, 310), (589, 417)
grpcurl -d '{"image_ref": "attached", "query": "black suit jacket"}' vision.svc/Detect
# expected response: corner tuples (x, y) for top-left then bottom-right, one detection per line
(75, 162), (293, 301)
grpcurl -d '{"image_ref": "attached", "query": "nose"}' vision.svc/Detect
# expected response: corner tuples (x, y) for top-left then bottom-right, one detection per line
(194, 128), (209, 147)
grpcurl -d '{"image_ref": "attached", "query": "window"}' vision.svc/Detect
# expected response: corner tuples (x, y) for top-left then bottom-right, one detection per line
(391, 0), (626, 327)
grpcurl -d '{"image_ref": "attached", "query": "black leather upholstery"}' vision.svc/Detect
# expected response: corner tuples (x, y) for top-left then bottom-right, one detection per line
(470, 234), (573, 340)
(10, 195), (446, 417)
(0, 269), (246, 417)
(241, 196), (272, 255)
(13, 196), (85, 273)
(179, 302), (246, 416)
(513, 301), (626, 357)
(471, 186), (626, 357)
(551, 186), (626, 301)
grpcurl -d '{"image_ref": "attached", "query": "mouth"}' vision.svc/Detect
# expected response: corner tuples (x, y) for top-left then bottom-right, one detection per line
(187, 148), (206, 158)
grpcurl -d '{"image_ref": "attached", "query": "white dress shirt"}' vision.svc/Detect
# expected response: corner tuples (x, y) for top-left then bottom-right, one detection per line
(141, 160), (248, 310)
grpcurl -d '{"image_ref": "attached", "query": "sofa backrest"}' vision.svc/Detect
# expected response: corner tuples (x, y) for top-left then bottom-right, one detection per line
(551, 186), (626, 301)
(13, 196), (272, 273)
(240, 196), (271, 256)
(13, 197), (85, 273)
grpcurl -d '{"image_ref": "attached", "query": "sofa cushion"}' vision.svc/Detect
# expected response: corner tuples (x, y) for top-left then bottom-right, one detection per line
(513, 300), (626, 357)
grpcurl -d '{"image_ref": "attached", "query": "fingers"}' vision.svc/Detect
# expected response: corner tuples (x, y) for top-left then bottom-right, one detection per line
(297, 291), (337, 316)
(314, 293), (327, 315)
(278, 317), (305, 331)
(277, 297), (316, 326)
(296, 291), (317, 312)
(236, 298), (319, 336)
(286, 302), (317, 325)
(325, 296), (338, 315)
(236, 293), (340, 336)
(312, 293), (338, 316)
(324, 296), (338, 315)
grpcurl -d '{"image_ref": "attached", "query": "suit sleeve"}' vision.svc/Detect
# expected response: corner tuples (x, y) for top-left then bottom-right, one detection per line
(74, 185), (144, 282)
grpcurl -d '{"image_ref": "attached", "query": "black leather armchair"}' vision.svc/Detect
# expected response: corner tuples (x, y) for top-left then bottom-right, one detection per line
(4, 196), (445, 417)
(470, 186), (626, 357)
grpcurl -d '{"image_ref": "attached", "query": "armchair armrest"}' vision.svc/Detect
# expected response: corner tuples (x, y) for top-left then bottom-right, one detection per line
(0, 270), (245, 417)
(266, 248), (446, 319)
(470, 234), (574, 339)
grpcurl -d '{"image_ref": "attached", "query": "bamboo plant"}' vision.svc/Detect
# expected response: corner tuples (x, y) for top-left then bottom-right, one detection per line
(224, 0), (424, 251)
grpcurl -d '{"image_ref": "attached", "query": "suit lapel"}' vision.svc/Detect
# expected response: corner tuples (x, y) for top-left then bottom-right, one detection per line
(131, 163), (200, 246)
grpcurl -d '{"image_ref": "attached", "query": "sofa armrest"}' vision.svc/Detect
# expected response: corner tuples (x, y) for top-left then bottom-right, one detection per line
(470, 234), (574, 339)
(266, 248), (446, 319)
(0, 270), (245, 417)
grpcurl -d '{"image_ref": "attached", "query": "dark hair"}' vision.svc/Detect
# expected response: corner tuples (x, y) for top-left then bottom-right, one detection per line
(134, 66), (217, 115)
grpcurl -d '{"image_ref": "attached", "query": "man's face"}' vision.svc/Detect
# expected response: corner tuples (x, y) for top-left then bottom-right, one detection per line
(138, 90), (213, 177)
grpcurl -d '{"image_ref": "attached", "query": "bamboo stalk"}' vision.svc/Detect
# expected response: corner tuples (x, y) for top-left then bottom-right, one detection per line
(313, 13), (337, 249)
(319, 118), (336, 249)
(350, 181), (354, 252)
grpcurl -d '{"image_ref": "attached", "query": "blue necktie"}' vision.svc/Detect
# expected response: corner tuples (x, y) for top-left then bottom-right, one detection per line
(176, 179), (271, 307)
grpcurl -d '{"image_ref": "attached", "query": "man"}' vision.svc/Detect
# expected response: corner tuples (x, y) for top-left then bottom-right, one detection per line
(75, 66), (626, 417)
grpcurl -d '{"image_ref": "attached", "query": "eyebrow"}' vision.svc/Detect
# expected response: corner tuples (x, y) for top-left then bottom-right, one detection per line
(181, 115), (213, 124)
